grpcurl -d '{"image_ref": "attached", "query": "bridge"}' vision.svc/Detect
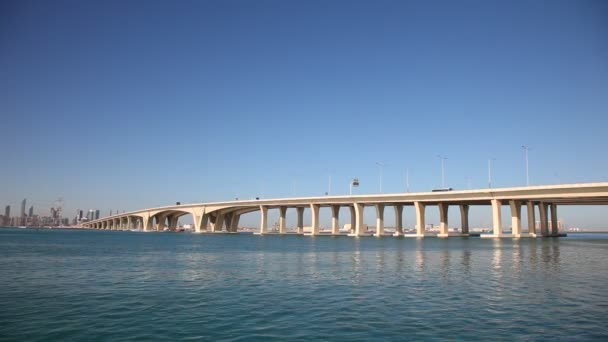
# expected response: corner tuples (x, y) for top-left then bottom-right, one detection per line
(82, 182), (608, 237)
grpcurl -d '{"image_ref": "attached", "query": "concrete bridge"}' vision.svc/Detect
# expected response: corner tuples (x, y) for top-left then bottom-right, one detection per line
(82, 183), (608, 237)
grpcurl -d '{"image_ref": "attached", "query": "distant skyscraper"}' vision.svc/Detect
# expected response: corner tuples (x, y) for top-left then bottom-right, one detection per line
(78, 210), (83, 220)
(4, 205), (9, 218)
(28, 206), (33, 217)
(88, 209), (94, 221)
(95, 209), (100, 220)
(20, 199), (26, 218)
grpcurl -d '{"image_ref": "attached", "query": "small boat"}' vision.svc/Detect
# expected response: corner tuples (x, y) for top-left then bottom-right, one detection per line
(18, 226), (27, 229)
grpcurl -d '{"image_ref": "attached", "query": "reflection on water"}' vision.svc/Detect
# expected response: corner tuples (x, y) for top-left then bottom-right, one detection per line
(0, 229), (607, 341)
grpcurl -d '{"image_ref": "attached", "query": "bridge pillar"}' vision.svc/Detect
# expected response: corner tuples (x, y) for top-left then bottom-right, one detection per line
(310, 204), (320, 235)
(460, 204), (469, 234)
(415, 202), (426, 236)
(127, 216), (132, 230)
(351, 203), (365, 236)
(200, 213), (209, 232)
(259, 206), (268, 234)
(527, 202), (536, 235)
(491, 199), (502, 236)
(331, 205), (340, 235)
(349, 206), (355, 234)
(229, 213), (240, 232)
(393, 205), (403, 236)
(438, 203), (449, 237)
(279, 207), (287, 234)
(539, 202), (549, 236)
(168, 215), (179, 231)
(374, 204), (384, 237)
(296, 207), (304, 234)
(550, 204), (558, 235)
(510, 200), (522, 236)
(212, 212), (224, 232)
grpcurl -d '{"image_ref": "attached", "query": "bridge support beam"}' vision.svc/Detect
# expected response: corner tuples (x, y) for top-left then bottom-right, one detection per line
(229, 213), (240, 232)
(527, 202), (536, 235)
(310, 204), (320, 235)
(374, 204), (384, 237)
(296, 207), (304, 234)
(438, 203), (449, 237)
(510, 200), (522, 236)
(259, 206), (268, 234)
(349, 203), (366, 236)
(550, 204), (558, 235)
(460, 204), (469, 234)
(393, 204), (403, 236)
(415, 202), (426, 236)
(279, 207), (287, 234)
(539, 202), (549, 236)
(212, 212), (224, 232)
(349, 206), (355, 234)
(492, 199), (502, 237)
(331, 205), (340, 235)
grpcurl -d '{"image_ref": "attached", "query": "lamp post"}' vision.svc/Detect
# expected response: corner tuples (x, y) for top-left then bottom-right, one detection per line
(437, 155), (447, 188)
(488, 158), (496, 188)
(376, 162), (384, 193)
(522, 145), (531, 186)
(350, 178), (359, 195)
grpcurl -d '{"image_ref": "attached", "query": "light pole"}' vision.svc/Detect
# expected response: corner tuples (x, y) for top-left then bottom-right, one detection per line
(488, 158), (496, 188)
(350, 178), (359, 195)
(437, 155), (447, 188)
(522, 145), (531, 186)
(376, 162), (384, 193)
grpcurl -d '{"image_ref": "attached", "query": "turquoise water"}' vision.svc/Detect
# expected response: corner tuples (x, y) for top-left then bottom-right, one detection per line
(1, 228), (607, 341)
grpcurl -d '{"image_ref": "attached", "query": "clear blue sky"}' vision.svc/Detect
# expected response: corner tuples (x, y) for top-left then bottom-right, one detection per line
(1, 0), (607, 228)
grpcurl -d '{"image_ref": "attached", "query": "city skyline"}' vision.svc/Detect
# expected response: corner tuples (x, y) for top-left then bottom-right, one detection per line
(1, 1), (607, 228)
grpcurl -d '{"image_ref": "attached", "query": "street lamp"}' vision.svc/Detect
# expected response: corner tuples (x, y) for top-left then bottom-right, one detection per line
(522, 145), (531, 186)
(488, 158), (496, 188)
(376, 162), (384, 193)
(437, 155), (447, 188)
(350, 178), (359, 195)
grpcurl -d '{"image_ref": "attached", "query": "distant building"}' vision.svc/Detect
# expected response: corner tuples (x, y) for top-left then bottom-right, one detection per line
(95, 209), (100, 220)
(78, 210), (83, 221)
(28, 206), (34, 217)
(20, 199), (26, 218)
(4, 205), (9, 218)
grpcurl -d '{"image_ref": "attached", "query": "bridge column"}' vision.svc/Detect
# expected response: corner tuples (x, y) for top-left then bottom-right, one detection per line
(127, 216), (132, 230)
(374, 204), (384, 237)
(510, 200), (522, 236)
(279, 207), (287, 234)
(527, 202), (536, 236)
(491, 199), (502, 236)
(169, 215), (179, 231)
(331, 205), (340, 235)
(211, 212), (224, 232)
(415, 202), (426, 236)
(142, 215), (152, 231)
(200, 213), (209, 232)
(296, 207), (304, 234)
(349, 206), (355, 234)
(539, 202), (549, 236)
(393, 204), (403, 236)
(438, 203), (449, 237)
(460, 204), (469, 235)
(259, 206), (268, 234)
(229, 213), (240, 232)
(551, 204), (558, 235)
(310, 204), (320, 235)
(350, 203), (365, 236)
